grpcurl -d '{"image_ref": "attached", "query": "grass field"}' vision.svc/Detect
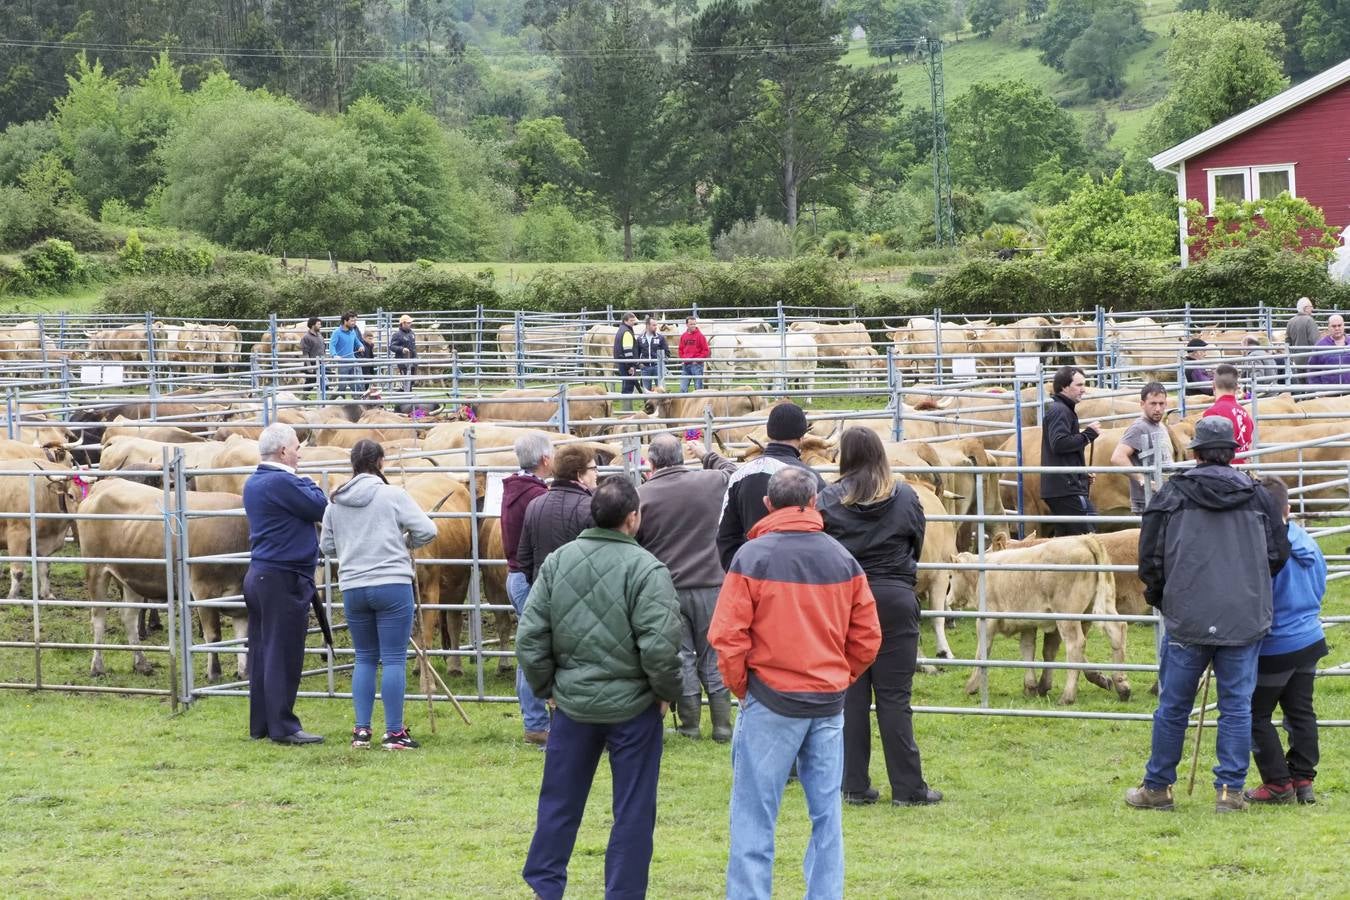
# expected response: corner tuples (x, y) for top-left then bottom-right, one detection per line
(1, 528), (1346, 896)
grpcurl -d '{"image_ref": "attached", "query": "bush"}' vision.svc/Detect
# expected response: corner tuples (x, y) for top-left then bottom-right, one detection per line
(511, 202), (602, 262)
(1161, 246), (1350, 309)
(378, 269), (504, 312)
(820, 231), (856, 260)
(713, 216), (796, 260)
(0, 189), (125, 251)
(17, 238), (86, 291)
(212, 250), (275, 279)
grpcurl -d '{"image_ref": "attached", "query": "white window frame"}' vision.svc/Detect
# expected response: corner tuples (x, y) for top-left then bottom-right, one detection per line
(1206, 166), (1251, 213)
(1252, 163), (1296, 200)
(1205, 163), (1297, 212)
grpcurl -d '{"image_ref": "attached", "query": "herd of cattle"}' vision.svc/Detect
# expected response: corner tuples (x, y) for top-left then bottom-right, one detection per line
(0, 309), (1339, 704)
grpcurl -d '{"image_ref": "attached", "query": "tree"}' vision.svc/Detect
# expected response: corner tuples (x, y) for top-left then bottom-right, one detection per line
(1045, 170), (1177, 260)
(1063, 9), (1140, 98)
(1140, 12), (1287, 154)
(969, 0), (1016, 36)
(861, 0), (952, 61)
(1035, 0), (1094, 70)
(558, 0), (677, 260)
(948, 79), (1085, 191)
(506, 116), (590, 208)
(1185, 194), (1339, 262)
(742, 0), (899, 228)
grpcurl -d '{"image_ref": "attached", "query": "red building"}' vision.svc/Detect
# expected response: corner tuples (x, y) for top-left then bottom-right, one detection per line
(1150, 57), (1350, 266)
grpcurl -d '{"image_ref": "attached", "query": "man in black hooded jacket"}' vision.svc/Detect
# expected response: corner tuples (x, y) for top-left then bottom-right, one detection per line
(1127, 416), (1291, 814)
(1041, 365), (1102, 536)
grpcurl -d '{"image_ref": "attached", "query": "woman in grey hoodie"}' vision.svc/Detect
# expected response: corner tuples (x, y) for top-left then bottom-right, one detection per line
(320, 440), (437, 750)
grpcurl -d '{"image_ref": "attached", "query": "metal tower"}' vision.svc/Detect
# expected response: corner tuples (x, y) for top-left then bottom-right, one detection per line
(923, 39), (955, 247)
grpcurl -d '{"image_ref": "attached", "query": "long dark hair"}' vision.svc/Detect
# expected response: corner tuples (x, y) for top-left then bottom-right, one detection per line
(350, 439), (388, 484)
(837, 426), (893, 506)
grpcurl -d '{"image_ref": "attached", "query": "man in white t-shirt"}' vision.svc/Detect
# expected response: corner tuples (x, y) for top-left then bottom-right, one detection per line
(1111, 382), (1173, 514)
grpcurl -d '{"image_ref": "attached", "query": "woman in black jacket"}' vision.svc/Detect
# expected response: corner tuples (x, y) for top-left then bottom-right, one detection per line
(818, 427), (941, 806)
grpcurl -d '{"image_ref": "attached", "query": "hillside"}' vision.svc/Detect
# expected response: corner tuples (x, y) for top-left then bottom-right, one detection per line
(842, 0), (1183, 150)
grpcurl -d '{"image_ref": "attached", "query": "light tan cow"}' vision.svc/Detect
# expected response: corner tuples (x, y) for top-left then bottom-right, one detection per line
(103, 416), (207, 445)
(191, 437), (352, 495)
(86, 326), (150, 372)
(887, 317), (972, 373)
(788, 321), (880, 369)
(402, 473), (475, 689)
(422, 423), (620, 498)
(470, 386), (611, 437)
(945, 533), (1129, 704)
(0, 455), (75, 601)
(99, 436), (232, 473)
(966, 317), (1055, 370)
(495, 323), (585, 373)
(311, 409), (421, 449)
(435, 517), (517, 678)
(79, 479), (251, 681)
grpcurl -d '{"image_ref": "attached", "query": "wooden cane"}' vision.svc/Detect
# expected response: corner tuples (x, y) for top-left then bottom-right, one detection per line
(1186, 664), (1214, 796)
(408, 550), (472, 728)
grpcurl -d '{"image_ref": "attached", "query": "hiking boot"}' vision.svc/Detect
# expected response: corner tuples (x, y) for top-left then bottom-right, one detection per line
(675, 694), (702, 739)
(350, 726), (372, 749)
(1243, 781), (1294, 804)
(894, 787), (943, 807)
(1215, 785), (1248, 813)
(381, 728), (420, 751)
(708, 690), (733, 744)
(843, 788), (879, 806)
(523, 730), (549, 748)
(1124, 783), (1175, 811)
(1294, 778), (1316, 805)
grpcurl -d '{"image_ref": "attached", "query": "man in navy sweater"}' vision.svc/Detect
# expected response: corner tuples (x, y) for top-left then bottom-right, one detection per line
(243, 423), (330, 744)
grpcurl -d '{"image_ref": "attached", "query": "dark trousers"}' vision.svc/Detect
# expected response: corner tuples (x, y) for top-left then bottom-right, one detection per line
(843, 581), (927, 800)
(1250, 665), (1320, 784)
(244, 566), (315, 740)
(1044, 494), (1097, 536)
(524, 704), (663, 900)
(616, 364), (641, 396)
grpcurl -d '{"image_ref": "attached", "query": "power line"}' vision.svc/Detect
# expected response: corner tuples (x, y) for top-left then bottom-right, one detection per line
(0, 35), (933, 62)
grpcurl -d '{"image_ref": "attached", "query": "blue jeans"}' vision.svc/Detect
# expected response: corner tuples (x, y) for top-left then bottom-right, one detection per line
(680, 362), (705, 392)
(507, 571), (550, 733)
(343, 582), (414, 732)
(337, 362), (359, 397)
(727, 693), (844, 900)
(639, 363), (661, 390)
(1144, 639), (1261, 791)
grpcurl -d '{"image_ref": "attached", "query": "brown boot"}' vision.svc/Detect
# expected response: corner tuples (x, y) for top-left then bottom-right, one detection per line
(1124, 783), (1174, 810)
(1215, 785), (1248, 813)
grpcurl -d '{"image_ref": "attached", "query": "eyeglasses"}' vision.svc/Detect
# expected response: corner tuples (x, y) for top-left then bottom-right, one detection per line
(586, 464), (599, 471)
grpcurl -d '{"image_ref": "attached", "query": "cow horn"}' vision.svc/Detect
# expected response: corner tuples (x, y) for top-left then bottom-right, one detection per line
(941, 490), (966, 501)
(747, 434), (764, 451)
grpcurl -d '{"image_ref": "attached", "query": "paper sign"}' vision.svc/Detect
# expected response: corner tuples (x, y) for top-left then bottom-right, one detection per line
(78, 364), (126, 385)
(950, 356), (979, 378)
(102, 364), (125, 385)
(483, 472), (506, 517)
(1014, 355), (1041, 377)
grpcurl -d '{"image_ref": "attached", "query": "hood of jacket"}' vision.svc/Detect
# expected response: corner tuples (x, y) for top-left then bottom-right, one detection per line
(503, 471), (547, 507)
(747, 505), (823, 540)
(330, 473), (383, 508)
(1170, 463), (1257, 511)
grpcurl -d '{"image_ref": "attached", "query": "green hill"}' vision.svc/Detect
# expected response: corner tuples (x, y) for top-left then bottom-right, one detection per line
(842, 0), (1184, 150)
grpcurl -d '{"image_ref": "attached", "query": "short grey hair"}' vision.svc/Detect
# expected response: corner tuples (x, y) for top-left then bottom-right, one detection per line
(648, 434), (683, 470)
(514, 432), (553, 471)
(258, 423), (299, 458)
(766, 466), (817, 509)
(1297, 296), (1313, 314)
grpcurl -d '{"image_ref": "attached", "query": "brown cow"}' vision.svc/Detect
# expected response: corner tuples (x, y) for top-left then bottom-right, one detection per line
(403, 473), (475, 689)
(471, 385), (611, 437)
(945, 533), (1129, 704)
(787, 321), (880, 368)
(436, 517), (516, 678)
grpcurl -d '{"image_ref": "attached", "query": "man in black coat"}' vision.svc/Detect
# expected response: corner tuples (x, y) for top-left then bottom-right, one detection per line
(1040, 365), (1102, 536)
(612, 311), (641, 410)
(635, 316), (670, 391)
(390, 314), (417, 388)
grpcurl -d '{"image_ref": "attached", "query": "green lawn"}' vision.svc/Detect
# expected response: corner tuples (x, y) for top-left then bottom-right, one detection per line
(2, 284), (104, 315)
(1, 529), (1346, 896)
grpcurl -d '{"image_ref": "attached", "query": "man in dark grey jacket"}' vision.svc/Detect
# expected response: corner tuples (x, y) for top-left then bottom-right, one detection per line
(1286, 296), (1319, 381)
(1127, 417), (1291, 813)
(518, 444), (598, 583)
(637, 434), (738, 741)
(1041, 366), (1101, 536)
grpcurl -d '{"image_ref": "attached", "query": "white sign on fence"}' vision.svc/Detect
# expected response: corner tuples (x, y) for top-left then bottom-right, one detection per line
(79, 364), (126, 386)
(1014, 355), (1041, 377)
(950, 356), (979, 378)
(483, 472), (506, 518)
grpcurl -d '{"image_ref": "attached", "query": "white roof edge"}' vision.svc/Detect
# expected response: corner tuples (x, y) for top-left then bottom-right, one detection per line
(1149, 56), (1350, 170)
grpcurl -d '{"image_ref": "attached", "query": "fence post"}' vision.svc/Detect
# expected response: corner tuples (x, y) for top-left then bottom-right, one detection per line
(1035, 373), (1046, 429)
(37, 315), (48, 371)
(60, 358), (71, 410)
(776, 300), (787, 395)
(886, 345), (896, 394)
(1250, 382), (1260, 450)
(1183, 301), (1192, 337)
(268, 313), (279, 391)
(975, 472), (989, 708)
(26, 473), (41, 689)
(691, 302), (699, 319)
(514, 309), (525, 389)
(473, 303), (484, 390)
(933, 307), (944, 387)
(1093, 306), (1105, 385)
(451, 352), (461, 401)
(318, 358), (328, 403)
(1177, 354), (1188, 418)
(890, 371), (904, 442)
(168, 447), (188, 709)
(58, 311), (67, 349)
(621, 433), (643, 488)
(1013, 377), (1025, 539)
(556, 382), (570, 434)
(703, 406), (715, 453)
(144, 311), (158, 397)
(5, 387), (16, 439)
(466, 429), (485, 700)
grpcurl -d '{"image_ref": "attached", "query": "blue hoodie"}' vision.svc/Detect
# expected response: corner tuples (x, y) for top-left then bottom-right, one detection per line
(1261, 521), (1327, 657)
(329, 324), (359, 359)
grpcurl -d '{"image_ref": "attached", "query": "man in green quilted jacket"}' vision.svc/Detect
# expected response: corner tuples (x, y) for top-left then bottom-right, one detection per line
(517, 475), (683, 900)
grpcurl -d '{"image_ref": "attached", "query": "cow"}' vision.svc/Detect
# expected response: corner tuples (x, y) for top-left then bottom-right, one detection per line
(79, 478), (251, 682)
(102, 416), (207, 445)
(0, 455), (76, 601)
(401, 473), (475, 689)
(495, 323), (586, 373)
(908, 438), (1008, 551)
(436, 517), (517, 678)
(310, 408), (422, 449)
(966, 317), (1055, 371)
(469, 386), (611, 437)
(886, 317), (972, 373)
(99, 435), (232, 473)
(788, 321), (880, 369)
(944, 533), (1129, 704)
(643, 387), (766, 425)
(86, 326), (151, 374)
(708, 331), (819, 398)
(1243, 423), (1350, 504)
(0, 321), (74, 373)
(0, 412), (78, 448)
(421, 423), (620, 498)
(193, 436), (351, 495)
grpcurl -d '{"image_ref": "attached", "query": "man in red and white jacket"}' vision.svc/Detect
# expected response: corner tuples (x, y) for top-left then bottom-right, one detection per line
(1203, 363), (1254, 455)
(678, 316), (711, 392)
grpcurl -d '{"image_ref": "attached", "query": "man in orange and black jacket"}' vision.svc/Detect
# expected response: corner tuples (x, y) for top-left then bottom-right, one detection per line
(708, 466), (880, 900)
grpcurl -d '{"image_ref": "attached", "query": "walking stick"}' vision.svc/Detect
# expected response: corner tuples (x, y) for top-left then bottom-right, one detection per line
(1186, 664), (1214, 796)
(409, 549), (472, 727)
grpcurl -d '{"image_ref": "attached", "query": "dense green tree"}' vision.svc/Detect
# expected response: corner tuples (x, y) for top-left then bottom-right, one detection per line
(505, 116), (590, 208)
(1064, 9), (1141, 98)
(969, 0), (1017, 36)
(1045, 170), (1177, 260)
(948, 79), (1084, 191)
(0, 121), (60, 186)
(1035, 0), (1094, 70)
(1140, 12), (1287, 154)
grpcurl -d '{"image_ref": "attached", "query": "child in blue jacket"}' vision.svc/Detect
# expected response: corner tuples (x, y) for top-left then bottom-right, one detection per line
(1247, 477), (1328, 804)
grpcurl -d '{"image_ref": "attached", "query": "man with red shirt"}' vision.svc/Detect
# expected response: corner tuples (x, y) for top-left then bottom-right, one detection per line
(1203, 364), (1254, 454)
(678, 315), (711, 391)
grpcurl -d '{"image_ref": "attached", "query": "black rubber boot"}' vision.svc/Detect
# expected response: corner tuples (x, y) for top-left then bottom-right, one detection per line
(709, 690), (733, 743)
(676, 694), (702, 739)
